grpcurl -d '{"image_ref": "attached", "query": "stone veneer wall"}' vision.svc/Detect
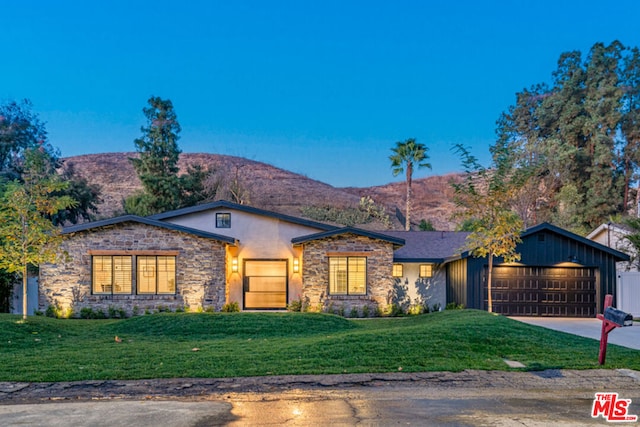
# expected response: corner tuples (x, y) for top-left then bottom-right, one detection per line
(39, 222), (227, 315)
(301, 234), (395, 315)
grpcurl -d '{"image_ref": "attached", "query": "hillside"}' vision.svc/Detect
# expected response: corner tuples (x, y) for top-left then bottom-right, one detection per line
(63, 153), (462, 230)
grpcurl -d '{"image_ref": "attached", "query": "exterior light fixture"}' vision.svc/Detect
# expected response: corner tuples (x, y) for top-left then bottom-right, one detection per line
(293, 258), (300, 273)
(232, 257), (239, 273)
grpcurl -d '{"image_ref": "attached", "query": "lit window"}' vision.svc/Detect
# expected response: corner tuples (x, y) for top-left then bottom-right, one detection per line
(329, 257), (366, 295)
(216, 213), (231, 228)
(392, 264), (403, 277)
(137, 256), (176, 294)
(92, 256), (132, 294)
(419, 264), (433, 278)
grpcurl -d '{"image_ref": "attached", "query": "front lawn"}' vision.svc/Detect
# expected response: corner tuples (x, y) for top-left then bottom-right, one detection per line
(1, 310), (638, 382)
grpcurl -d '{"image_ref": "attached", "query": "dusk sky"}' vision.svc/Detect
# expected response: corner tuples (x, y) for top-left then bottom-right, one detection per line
(2, 1), (640, 187)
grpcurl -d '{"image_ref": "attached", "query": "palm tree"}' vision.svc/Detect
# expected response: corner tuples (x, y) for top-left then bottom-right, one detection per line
(390, 138), (431, 230)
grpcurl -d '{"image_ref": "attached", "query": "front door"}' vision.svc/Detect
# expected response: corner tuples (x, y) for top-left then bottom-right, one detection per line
(243, 260), (288, 310)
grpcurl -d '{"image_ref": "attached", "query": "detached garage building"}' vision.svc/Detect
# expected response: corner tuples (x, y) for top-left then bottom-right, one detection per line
(447, 223), (630, 317)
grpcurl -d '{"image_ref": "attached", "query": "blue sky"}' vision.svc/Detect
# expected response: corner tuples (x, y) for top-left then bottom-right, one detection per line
(2, 1), (640, 187)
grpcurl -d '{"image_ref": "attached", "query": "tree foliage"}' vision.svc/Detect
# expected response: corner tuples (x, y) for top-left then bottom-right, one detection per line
(452, 144), (524, 313)
(0, 148), (76, 319)
(125, 96), (211, 215)
(494, 41), (640, 233)
(390, 138), (431, 230)
(0, 99), (101, 225)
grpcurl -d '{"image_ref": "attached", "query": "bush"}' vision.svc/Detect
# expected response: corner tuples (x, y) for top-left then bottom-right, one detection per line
(287, 298), (303, 312)
(221, 302), (240, 312)
(445, 302), (464, 310)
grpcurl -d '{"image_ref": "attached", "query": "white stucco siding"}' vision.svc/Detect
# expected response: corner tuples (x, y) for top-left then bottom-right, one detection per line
(393, 263), (446, 311)
(160, 208), (324, 308)
(161, 208), (323, 258)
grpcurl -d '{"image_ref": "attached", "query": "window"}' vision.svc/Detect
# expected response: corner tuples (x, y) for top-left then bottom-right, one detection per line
(137, 256), (176, 294)
(392, 264), (403, 277)
(91, 255), (176, 295)
(216, 213), (231, 228)
(419, 264), (433, 278)
(93, 256), (132, 294)
(329, 257), (366, 295)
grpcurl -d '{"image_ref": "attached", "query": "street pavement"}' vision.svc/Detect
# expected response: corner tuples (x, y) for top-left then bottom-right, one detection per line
(1, 370), (640, 426)
(510, 317), (640, 350)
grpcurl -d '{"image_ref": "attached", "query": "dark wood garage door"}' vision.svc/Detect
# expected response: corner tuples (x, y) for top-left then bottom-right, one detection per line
(488, 266), (596, 317)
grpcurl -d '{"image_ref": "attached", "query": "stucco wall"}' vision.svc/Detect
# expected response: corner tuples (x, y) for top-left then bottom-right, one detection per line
(162, 208), (316, 308)
(39, 222), (227, 316)
(300, 233), (396, 315)
(392, 263), (446, 312)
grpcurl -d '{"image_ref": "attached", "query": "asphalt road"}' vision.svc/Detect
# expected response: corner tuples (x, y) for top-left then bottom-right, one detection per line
(1, 370), (640, 426)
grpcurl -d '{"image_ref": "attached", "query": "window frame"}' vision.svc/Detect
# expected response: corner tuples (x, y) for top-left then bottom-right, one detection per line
(137, 255), (176, 295)
(419, 264), (433, 278)
(216, 212), (231, 228)
(92, 255), (133, 295)
(90, 251), (178, 296)
(392, 264), (403, 277)
(329, 256), (367, 296)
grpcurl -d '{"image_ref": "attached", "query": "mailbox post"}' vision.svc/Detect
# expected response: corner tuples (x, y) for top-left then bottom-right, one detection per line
(597, 294), (634, 365)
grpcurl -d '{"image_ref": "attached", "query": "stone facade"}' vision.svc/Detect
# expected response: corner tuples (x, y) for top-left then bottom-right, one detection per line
(39, 221), (228, 316)
(300, 233), (396, 315)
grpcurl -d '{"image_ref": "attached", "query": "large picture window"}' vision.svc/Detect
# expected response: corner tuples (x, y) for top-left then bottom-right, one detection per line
(92, 256), (132, 294)
(138, 256), (176, 294)
(91, 254), (176, 295)
(329, 257), (366, 295)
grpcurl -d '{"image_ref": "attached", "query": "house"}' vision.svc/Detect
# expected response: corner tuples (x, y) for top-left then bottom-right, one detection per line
(38, 202), (629, 318)
(587, 223), (636, 271)
(587, 223), (640, 317)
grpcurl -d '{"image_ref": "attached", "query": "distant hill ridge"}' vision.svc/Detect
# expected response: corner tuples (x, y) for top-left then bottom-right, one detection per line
(63, 152), (461, 230)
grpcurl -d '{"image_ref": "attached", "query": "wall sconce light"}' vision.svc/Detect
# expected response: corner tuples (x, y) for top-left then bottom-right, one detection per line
(232, 257), (239, 273)
(293, 258), (300, 273)
(567, 255), (580, 264)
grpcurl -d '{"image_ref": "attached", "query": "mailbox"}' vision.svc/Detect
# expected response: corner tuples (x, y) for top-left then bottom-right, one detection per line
(603, 307), (634, 327)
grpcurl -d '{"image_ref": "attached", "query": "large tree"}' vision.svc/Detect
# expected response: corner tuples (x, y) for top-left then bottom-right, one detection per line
(125, 96), (211, 215)
(0, 149), (75, 319)
(0, 99), (101, 224)
(452, 144), (524, 313)
(494, 41), (638, 234)
(390, 138), (431, 230)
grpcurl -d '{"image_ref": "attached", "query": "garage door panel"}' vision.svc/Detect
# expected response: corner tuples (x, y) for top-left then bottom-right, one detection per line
(488, 267), (596, 317)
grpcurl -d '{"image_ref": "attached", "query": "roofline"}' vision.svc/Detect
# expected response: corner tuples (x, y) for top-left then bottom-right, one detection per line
(292, 226), (405, 246)
(62, 215), (238, 245)
(393, 257), (445, 263)
(523, 222), (630, 261)
(586, 222), (631, 240)
(148, 200), (338, 231)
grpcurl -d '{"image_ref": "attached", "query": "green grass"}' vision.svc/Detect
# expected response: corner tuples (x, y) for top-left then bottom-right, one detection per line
(1, 310), (638, 382)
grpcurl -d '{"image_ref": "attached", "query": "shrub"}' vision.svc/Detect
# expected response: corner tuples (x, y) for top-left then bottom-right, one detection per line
(362, 304), (370, 318)
(349, 307), (359, 318)
(221, 301), (240, 312)
(445, 302), (464, 310)
(287, 298), (303, 312)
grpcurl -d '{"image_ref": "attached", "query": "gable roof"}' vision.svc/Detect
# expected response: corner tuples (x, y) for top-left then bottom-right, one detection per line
(516, 222), (629, 261)
(62, 215), (238, 245)
(148, 200), (338, 231)
(382, 231), (470, 263)
(292, 227), (405, 247)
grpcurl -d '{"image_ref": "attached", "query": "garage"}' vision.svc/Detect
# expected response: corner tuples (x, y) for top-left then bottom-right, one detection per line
(489, 266), (597, 317)
(446, 223), (629, 317)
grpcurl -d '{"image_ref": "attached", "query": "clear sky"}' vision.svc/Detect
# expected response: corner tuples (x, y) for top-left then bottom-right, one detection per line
(2, 1), (640, 187)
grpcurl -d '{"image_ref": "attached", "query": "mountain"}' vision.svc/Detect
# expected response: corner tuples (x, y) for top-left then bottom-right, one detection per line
(63, 153), (462, 230)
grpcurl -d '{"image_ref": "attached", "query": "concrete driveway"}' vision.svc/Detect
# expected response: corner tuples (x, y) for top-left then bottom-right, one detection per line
(510, 317), (640, 350)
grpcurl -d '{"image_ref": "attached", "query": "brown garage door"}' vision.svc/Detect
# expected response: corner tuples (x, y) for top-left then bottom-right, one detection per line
(488, 266), (596, 317)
